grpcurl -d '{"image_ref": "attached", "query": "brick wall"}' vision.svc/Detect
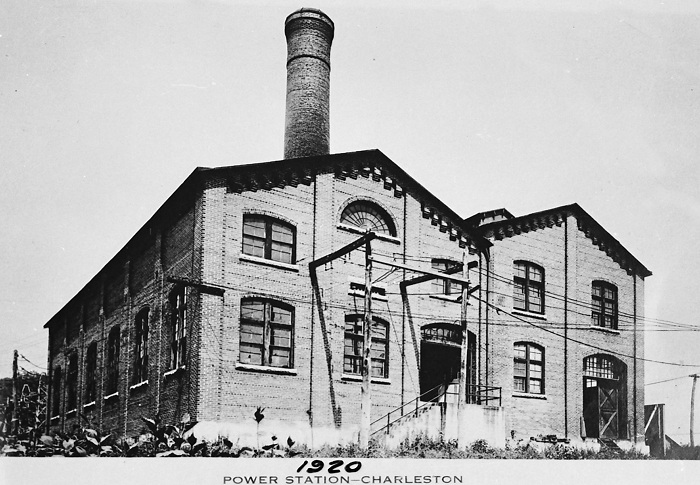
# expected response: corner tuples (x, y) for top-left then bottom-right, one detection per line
(485, 214), (646, 443)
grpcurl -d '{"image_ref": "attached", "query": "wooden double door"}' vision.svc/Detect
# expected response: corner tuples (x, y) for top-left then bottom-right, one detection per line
(583, 379), (621, 439)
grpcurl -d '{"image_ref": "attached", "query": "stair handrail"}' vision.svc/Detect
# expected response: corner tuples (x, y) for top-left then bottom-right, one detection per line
(370, 382), (452, 436)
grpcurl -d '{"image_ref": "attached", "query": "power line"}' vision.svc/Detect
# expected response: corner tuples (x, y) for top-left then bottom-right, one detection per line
(471, 294), (700, 368)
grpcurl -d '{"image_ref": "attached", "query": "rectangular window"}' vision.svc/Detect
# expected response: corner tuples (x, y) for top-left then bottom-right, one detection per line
(170, 288), (187, 369)
(134, 309), (149, 384)
(106, 326), (120, 394)
(431, 259), (462, 296)
(592, 282), (618, 329)
(51, 367), (62, 416)
(84, 343), (97, 402)
(239, 299), (294, 368)
(242, 215), (296, 264)
(343, 316), (389, 378)
(67, 354), (78, 410)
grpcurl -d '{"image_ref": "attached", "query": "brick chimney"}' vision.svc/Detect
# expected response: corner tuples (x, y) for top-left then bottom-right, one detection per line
(283, 8), (334, 159)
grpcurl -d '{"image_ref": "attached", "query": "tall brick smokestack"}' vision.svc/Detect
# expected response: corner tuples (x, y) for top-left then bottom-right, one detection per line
(284, 8), (334, 159)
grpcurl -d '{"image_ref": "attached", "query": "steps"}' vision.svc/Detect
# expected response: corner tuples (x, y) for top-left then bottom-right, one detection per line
(373, 402), (444, 448)
(598, 438), (623, 453)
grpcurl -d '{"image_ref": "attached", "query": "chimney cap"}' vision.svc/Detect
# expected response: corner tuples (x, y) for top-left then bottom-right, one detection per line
(285, 8), (334, 30)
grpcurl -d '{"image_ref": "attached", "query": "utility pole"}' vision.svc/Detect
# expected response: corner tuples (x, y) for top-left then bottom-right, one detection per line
(691, 374), (698, 447)
(359, 236), (373, 449)
(457, 252), (470, 449)
(11, 349), (18, 434)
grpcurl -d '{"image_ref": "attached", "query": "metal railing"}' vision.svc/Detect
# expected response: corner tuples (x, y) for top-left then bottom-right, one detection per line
(370, 382), (502, 437)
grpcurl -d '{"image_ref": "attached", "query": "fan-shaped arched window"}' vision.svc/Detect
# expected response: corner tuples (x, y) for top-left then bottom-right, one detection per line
(340, 201), (396, 237)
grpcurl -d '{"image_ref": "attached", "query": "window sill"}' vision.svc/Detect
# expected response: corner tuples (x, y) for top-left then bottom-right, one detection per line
(130, 380), (149, 392)
(239, 253), (299, 272)
(341, 374), (391, 385)
(163, 366), (186, 378)
(337, 224), (401, 245)
(103, 392), (118, 402)
(66, 408), (77, 417)
(83, 401), (96, 409)
(235, 363), (297, 375)
(429, 295), (461, 303)
(588, 326), (621, 335)
(513, 392), (547, 400)
(512, 310), (547, 321)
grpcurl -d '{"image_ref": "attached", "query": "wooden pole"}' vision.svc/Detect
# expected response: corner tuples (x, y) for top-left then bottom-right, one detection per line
(359, 237), (373, 448)
(691, 374), (698, 447)
(11, 349), (18, 434)
(457, 253), (470, 448)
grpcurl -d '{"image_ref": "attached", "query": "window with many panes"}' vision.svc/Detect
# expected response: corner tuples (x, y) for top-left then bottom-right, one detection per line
(51, 366), (61, 417)
(106, 326), (120, 394)
(340, 201), (396, 237)
(513, 261), (544, 314)
(344, 315), (389, 378)
(242, 215), (296, 264)
(84, 343), (97, 402)
(134, 308), (149, 384)
(431, 259), (462, 296)
(239, 299), (294, 368)
(66, 353), (78, 410)
(170, 288), (187, 369)
(592, 281), (618, 330)
(514, 342), (544, 394)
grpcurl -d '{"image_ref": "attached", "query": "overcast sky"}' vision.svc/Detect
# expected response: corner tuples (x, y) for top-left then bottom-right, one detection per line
(1, 0), (699, 443)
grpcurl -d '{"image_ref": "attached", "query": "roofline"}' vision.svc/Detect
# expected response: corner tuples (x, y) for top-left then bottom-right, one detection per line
(44, 168), (206, 328)
(474, 202), (651, 278)
(45, 149), (491, 329)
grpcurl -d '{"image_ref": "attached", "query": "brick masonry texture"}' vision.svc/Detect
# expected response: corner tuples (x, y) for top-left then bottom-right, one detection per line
(43, 154), (648, 446)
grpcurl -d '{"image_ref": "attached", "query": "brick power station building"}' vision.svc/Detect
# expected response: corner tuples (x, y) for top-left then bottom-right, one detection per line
(44, 9), (651, 448)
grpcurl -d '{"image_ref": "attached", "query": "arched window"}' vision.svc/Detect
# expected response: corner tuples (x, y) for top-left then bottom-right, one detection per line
(240, 299), (294, 368)
(170, 287), (187, 369)
(514, 342), (544, 394)
(592, 281), (618, 330)
(344, 315), (389, 378)
(84, 343), (97, 402)
(51, 366), (62, 417)
(242, 215), (296, 264)
(133, 308), (149, 385)
(513, 261), (544, 314)
(340, 201), (396, 237)
(66, 353), (78, 411)
(106, 326), (120, 395)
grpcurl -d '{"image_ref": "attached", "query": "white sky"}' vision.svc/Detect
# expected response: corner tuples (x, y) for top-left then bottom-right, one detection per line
(1, 0), (699, 443)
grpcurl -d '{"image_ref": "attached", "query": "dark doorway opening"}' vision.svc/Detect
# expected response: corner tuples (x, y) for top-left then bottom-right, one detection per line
(582, 355), (627, 439)
(419, 323), (475, 402)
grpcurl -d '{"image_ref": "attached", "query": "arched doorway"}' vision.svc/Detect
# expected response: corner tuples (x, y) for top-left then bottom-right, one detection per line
(419, 323), (476, 402)
(583, 355), (628, 439)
